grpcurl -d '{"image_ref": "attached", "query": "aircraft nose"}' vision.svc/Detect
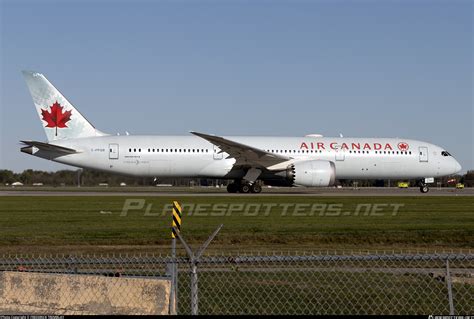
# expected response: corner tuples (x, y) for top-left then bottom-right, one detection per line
(453, 160), (462, 174)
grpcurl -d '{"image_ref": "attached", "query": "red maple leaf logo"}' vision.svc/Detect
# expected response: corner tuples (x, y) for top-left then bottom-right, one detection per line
(398, 142), (409, 151)
(41, 101), (72, 136)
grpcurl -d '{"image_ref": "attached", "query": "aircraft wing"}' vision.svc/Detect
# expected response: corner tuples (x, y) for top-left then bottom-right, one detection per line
(190, 131), (290, 168)
(20, 140), (78, 154)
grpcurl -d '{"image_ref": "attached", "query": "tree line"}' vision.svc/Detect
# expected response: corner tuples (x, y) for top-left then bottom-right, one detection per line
(0, 169), (472, 187)
(0, 169), (222, 187)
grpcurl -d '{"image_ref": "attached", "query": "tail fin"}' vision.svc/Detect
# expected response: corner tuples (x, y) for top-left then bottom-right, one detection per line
(22, 70), (107, 141)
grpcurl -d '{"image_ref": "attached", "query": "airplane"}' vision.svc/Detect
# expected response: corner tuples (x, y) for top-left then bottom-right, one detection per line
(20, 71), (462, 194)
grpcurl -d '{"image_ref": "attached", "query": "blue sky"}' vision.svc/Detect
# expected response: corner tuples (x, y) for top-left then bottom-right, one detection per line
(0, 0), (472, 173)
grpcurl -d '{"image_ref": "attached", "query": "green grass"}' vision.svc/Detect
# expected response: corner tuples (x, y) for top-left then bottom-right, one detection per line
(1, 195), (471, 315)
(0, 196), (472, 253)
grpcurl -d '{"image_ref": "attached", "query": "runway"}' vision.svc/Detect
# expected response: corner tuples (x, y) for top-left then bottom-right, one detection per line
(0, 187), (472, 197)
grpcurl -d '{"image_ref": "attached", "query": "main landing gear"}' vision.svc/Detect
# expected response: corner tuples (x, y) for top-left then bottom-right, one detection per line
(227, 181), (262, 194)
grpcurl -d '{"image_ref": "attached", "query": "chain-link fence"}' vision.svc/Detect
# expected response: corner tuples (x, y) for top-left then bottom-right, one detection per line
(0, 253), (472, 315)
(177, 253), (473, 315)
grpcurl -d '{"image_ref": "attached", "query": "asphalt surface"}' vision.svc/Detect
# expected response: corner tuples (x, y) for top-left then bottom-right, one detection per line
(0, 187), (472, 196)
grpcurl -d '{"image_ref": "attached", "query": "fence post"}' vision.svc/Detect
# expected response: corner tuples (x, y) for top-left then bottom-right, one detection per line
(174, 224), (223, 316)
(445, 259), (454, 315)
(169, 201), (183, 315)
(173, 240), (178, 313)
(190, 261), (198, 315)
(169, 238), (177, 315)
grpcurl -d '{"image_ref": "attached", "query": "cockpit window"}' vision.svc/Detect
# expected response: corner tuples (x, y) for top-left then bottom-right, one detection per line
(441, 151), (451, 157)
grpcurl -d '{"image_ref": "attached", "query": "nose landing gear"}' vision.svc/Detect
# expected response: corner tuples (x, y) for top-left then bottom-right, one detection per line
(418, 180), (430, 193)
(420, 185), (429, 193)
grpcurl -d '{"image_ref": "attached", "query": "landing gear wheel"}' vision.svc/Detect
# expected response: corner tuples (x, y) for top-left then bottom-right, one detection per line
(239, 183), (251, 193)
(250, 184), (262, 194)
(227, 183), (238, 193)
(420, 185), (429, 193)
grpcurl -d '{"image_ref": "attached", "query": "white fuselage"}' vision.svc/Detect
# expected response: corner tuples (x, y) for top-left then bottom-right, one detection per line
(33, 135), (461, 181)
(20, 70), (462, 187)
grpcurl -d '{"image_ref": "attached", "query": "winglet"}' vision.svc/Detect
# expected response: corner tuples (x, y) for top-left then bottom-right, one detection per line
(190, 131), (216, 139)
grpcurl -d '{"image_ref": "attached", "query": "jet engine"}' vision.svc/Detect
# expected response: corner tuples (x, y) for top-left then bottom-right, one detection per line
(286, 160), (336, 187)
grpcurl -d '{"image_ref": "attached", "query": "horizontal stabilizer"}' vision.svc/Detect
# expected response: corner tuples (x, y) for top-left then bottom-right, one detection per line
(20, 140), (78, 155)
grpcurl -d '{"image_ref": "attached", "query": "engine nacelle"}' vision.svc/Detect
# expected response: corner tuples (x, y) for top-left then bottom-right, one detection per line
(287, 160), (336, 187)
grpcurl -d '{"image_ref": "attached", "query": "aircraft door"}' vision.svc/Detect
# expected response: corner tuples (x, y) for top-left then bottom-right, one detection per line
(213, 145), (223, 160)
(335, 150), (345, 161)
(419, 146), (428, 162)
(109, 143), (119, 160)
(334, 144), (345, 161)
